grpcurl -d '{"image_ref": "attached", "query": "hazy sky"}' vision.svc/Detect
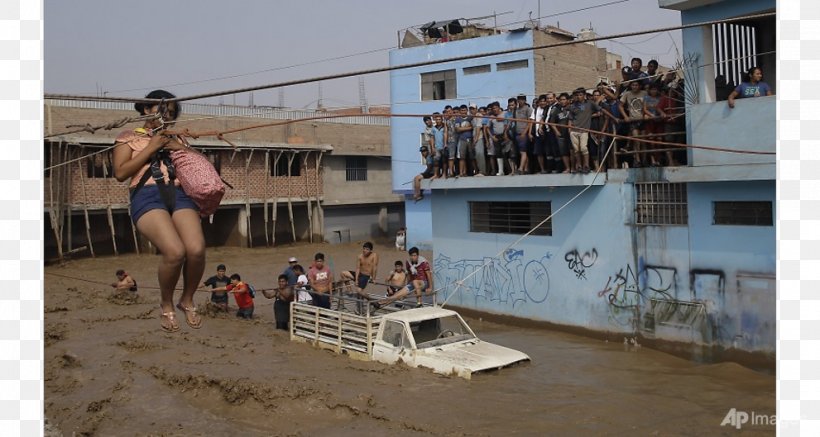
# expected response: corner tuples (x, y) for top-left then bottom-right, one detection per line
(45, 0), (682, 109)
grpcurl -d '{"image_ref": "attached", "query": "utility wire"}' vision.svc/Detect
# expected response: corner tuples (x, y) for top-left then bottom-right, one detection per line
(498, 0), (631, 28)
(103, 46), (394, 95)
(44, 12), (775, 106)
(44, 48), (776, 171)
(114, 0), (630, 96)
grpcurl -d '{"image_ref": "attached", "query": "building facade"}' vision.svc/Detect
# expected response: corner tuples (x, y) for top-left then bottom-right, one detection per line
(390, 25), (618, 250)
(44, 100), (402, 260)
(394, 2), (776, 365)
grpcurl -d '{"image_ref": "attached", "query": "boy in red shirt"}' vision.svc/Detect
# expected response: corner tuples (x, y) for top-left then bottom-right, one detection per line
(227, 273), (254, 319)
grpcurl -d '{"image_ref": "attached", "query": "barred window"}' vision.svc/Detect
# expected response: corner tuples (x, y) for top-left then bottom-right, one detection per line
(421, 69), (456, 101)
(470, 201), (552, 236)
(464, 64), (491, 75)
(345, 156), (367, 182)
(497, 59), (529, 71)
(713, 201), (772, 226)
(635, 183), (688, 225)
(86, 150), (114, 178)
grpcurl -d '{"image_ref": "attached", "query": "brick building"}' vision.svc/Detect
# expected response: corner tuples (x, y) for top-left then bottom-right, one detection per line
(44, 99), (400, 260)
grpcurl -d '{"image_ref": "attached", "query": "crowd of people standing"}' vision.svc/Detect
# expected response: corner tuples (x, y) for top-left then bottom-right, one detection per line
(413, 58), (716, 200)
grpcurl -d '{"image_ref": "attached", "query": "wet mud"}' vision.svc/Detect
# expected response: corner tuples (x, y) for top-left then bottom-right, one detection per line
(45, 241), (775, 436)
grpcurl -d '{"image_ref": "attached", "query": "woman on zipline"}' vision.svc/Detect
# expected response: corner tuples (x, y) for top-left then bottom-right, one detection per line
(112, 90), (205, 332)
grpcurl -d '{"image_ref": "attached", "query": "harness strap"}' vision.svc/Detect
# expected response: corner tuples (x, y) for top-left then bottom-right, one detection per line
(130, 149), (177, 211)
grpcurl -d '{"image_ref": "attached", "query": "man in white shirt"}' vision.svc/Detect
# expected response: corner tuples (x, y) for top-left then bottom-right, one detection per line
(529, 94), (550, 174)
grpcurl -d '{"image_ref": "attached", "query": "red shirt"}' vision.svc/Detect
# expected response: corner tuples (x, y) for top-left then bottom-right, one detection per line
(227, 282), (253, 309)
(406, 256), (431, 282)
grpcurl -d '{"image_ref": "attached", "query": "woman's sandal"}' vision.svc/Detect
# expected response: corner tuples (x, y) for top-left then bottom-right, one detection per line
(160, 309), (180, 333)
(176, 303), (202, 329)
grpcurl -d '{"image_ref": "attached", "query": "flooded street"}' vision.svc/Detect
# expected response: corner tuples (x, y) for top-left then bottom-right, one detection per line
(45, 242), (774, 436)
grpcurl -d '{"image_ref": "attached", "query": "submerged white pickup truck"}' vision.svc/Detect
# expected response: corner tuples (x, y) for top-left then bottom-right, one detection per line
(289, 298), (529, 379)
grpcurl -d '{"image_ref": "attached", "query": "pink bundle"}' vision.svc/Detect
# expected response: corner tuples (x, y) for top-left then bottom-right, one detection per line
(170, 149), (225, 216)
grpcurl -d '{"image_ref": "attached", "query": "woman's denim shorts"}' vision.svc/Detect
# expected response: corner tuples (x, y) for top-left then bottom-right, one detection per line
(130, 184), (198, 224)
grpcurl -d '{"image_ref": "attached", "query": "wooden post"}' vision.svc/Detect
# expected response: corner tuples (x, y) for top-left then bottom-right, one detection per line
(303, 151), (313, 243)
(47, 142), (64, 261)
(263, 150), (270, 246)
(271, 151), (282, 247)
(244, 149), (254, 248)
(286, 151), (296, 243)
(101, 149), (118, 255)
(128, 206), (140, 254)
(315, 152), (324, 242)
(107, 206), (118, 256)
(77, 152), (95, 258)
(66, 203), (72, 253)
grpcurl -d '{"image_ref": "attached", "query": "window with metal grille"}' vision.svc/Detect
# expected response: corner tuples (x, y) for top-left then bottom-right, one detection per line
(464, 64), (491, 75)
(421, 69), (456, 101)
(713, 201), (772, 226)
(635, 183), (688, 225)
(86, 150), (114, 178)
(345, 156), (367, 181)
(470, 201), (552, 236)
(271, 154), (301, 177)
(496, 59), (529, 71)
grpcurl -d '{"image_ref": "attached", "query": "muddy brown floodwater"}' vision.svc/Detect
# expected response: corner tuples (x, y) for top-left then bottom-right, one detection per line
(45, 241), (775, 436)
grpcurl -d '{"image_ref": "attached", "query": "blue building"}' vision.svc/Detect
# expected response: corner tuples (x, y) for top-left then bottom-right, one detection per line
(390, 22), (614, 250)
(390, 3), (776, 365)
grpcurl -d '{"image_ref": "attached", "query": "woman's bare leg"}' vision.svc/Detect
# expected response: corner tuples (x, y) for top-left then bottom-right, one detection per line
(172, 208), (206, 309)
(136, 209), (187, 315)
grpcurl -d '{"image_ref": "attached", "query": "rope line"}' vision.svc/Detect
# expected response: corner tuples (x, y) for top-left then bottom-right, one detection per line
(44, 114), (159, 139)
(43, 108), (774, 172)
(45, 270), (279, 293)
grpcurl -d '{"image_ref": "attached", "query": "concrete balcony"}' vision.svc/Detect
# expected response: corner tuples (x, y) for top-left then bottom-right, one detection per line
(424, 172), (605, 190)
(687, 95), (775, 167)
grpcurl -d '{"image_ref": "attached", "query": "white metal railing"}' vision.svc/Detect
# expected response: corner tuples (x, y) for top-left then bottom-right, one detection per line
(45, 99), (390, 127)
(290, 298), (382, 359)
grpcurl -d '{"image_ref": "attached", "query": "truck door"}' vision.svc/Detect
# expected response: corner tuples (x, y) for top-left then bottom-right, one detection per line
(373, 320), (412, 364)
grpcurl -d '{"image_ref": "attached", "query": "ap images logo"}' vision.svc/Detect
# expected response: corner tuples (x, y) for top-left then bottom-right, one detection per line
(721, 408), (776, 429)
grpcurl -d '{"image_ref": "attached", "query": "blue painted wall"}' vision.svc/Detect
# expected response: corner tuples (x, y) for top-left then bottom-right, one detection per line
(687, 95), (775, 166)
(389, 31), (537, 252)
(678, 0), (774, 25)
(389, 31), (536, 193)
(430, 179), (775, 353)
(403, 196), (433, 251)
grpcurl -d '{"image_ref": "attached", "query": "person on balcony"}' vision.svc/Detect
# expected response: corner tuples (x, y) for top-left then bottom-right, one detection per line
(727, 66), (772, 108)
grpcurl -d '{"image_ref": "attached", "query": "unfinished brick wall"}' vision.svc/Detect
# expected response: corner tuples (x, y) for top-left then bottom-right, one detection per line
(45, 106), (390, 155)
(532, 32), (609, 95)
(45, 144), (325, 209)
(43, 103), (391, 210)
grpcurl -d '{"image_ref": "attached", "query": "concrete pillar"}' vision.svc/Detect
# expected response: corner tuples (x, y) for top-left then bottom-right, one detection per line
(311, 203), (324, 242)
(378, 205), (388, 236)
(237, 208), (249, 248)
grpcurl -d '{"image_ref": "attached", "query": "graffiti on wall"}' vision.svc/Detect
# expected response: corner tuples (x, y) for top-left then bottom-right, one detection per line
(597, 261), (685, 331)
(564, 248), (598, 280)
(434, 249), (551, 309)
